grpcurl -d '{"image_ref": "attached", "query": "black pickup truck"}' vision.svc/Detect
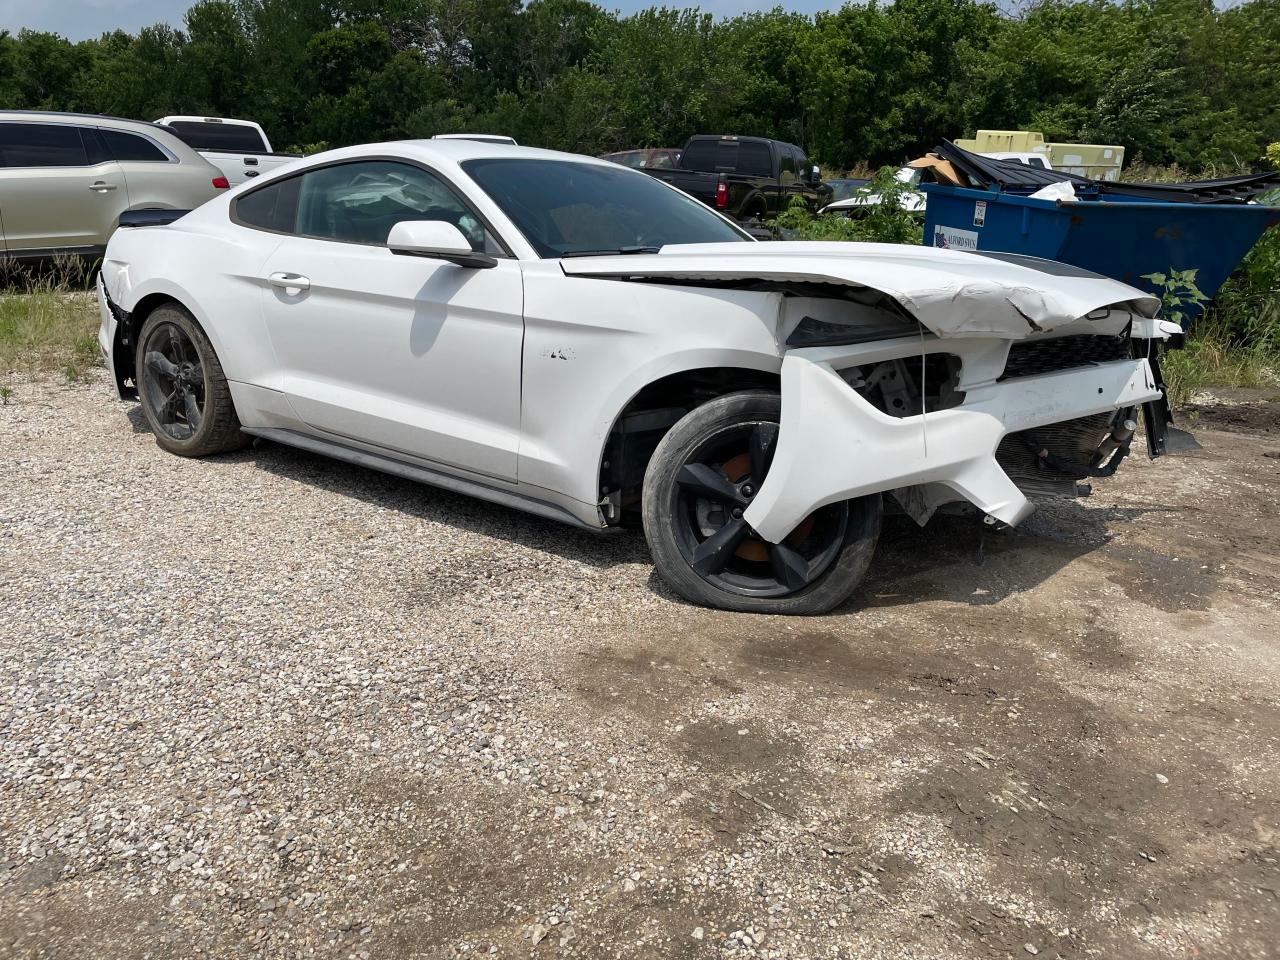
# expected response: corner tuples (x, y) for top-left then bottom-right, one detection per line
(643, 135), (830, 222)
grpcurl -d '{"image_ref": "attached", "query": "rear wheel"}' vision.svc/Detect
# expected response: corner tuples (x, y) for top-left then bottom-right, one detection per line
(136, 303), (247, 457)
(642, 392), (881, 614)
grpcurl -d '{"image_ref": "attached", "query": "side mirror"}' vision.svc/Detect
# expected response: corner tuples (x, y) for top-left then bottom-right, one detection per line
(387, 220), (496, 269)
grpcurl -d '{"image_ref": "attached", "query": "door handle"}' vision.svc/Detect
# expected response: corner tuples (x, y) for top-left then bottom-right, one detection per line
(89, 182), (117, 192)
(267, 272), (310, 292)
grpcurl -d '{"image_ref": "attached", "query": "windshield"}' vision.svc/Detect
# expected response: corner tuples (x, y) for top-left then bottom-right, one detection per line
(826, 179), (867, 202)
(461, 158), (749, 258)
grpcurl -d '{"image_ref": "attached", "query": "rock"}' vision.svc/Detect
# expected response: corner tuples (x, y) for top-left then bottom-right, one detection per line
(692, 927), (704, 941)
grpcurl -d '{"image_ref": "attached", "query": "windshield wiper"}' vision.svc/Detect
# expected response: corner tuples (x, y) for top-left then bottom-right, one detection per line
(560, 245), (662, 258)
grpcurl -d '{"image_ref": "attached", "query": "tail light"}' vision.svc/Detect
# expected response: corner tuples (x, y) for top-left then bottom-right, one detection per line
(715, 180), (728, 209)
(212, 176), (230, 189)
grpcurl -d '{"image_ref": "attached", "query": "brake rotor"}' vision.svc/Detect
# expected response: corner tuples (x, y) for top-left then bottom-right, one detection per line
(719, 453), (815, 562)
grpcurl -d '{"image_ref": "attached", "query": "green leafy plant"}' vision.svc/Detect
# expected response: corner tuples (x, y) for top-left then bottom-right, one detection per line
(1156, 241), (1280, 405)
(1141, 268), (1208, 328)
(0, 385), (13, 405)
(768, 166), (923, 246)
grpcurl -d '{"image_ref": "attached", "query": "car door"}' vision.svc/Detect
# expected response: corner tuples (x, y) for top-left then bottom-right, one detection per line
(94, 125), (217, 212)
(0, 121), (127, 254)
(246, 159), (524, 481)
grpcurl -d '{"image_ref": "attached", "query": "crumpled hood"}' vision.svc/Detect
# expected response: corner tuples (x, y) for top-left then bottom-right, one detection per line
(560, 241), (1160, 339)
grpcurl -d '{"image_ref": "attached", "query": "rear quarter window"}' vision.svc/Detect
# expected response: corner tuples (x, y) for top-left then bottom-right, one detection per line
(100, 129), (170, 163)
(235, 175), (302, 232)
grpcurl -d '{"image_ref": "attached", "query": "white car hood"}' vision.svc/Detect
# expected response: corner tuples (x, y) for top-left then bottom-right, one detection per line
(561, 241), (1159, 339)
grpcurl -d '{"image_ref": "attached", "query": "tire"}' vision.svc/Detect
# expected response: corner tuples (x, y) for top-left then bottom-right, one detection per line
(135, 302), (248, 457)
(642, 391), (882, 615)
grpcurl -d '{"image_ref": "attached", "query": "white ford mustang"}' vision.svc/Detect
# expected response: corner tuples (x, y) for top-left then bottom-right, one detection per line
(98, 139), (1183, 614)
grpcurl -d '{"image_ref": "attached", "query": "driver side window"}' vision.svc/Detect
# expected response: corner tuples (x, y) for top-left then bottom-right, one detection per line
(237, 160), (503, 254)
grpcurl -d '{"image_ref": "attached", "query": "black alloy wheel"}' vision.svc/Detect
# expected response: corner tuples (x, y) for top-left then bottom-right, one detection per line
(643, 392), (881, 615)
(135, 302), (248, 457)
(141, 320), (206, 441)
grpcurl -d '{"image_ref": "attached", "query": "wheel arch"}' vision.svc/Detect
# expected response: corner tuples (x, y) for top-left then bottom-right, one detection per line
(596, 362), (782, 524)
(110, 285), (222, 396)
(740, 191), (768, 220)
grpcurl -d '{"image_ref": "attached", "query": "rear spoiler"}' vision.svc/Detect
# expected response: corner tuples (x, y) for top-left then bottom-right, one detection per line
(118, 209), (188, 228)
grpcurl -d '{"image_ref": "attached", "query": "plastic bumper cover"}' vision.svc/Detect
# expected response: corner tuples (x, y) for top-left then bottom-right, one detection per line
(96, 273), (118, 388)
(744, 351), (1162, 542)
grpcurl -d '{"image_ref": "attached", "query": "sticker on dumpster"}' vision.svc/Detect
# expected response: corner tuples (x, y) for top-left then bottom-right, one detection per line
(933, 226), (980, 251)
(973, 201), (987, 227)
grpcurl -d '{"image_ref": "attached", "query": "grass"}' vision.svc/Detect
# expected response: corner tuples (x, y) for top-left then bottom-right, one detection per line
(0, 260), (102, 384)
(1162, 224), (1280, 406)
(1163, 311), (1280, 408)
(1119, 157), (1255, 184)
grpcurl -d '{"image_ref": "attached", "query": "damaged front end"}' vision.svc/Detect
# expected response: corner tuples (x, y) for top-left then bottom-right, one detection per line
(744, 311), (1186, 540)
(561, 240), (1191, 539)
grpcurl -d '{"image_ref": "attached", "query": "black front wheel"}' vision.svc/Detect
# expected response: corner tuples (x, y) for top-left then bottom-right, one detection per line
(642, 392), (881, 615)
(136, 303), (248, 457)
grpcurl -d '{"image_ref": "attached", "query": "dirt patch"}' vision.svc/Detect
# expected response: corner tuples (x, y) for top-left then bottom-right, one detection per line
(1183, 388), (1280, 437)
(2, 377), (1279, 959)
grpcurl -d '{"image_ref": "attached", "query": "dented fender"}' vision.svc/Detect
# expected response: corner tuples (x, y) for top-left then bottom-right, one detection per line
(742, 348), (1163, 541)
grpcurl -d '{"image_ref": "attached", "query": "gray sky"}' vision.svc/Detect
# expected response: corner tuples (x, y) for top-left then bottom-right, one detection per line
(0, 0), (846, 40)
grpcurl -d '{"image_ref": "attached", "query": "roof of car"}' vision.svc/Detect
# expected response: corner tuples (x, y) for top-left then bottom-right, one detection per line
(337, 138), (618, 168)
(0, 109), (176, 136)
(0, 109), (215, 168)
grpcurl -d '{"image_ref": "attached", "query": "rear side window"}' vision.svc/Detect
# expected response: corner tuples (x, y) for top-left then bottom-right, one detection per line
(737, 141), (772, 177)
(100, 129), (169, 163)
(165, 120), (267, 153)
(0, 123), (89, 167)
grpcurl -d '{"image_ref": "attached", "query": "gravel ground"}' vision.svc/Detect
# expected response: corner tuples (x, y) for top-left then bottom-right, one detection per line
(1, 373), (1278, 960)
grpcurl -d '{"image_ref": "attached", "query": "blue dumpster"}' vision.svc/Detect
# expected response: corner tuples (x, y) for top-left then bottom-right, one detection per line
(921, 182), (1280, 315)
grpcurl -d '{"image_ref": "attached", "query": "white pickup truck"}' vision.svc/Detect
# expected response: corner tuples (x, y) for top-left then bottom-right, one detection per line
(154, 116), (299, 187)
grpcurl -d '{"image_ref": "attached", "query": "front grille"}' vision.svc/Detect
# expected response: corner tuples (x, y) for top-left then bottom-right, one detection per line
(1001, 334), (1130, 381)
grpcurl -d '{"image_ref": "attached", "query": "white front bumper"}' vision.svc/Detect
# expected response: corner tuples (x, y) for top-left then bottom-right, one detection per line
(744, 345), (1161, 542)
